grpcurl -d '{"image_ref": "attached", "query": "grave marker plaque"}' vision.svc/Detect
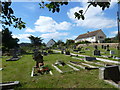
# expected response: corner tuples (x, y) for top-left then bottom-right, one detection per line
(84, 57), (96, 61)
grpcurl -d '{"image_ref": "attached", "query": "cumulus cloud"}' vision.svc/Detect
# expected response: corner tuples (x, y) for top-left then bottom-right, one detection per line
(111, 31), (118, 35)
(67, 2), (117, 29)
(25, 28), (35, 32)
(25, 16), (72, 33)
(66, 35), (78, 40)
(12, 34), (32, 40)
(40, 32), (69, 39)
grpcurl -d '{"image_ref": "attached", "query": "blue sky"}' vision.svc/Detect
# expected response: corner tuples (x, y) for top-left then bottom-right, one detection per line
(3, 1), (119, 44)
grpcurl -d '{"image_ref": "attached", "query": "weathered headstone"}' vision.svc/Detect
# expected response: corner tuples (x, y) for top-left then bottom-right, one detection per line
(93, 50), (101, 56)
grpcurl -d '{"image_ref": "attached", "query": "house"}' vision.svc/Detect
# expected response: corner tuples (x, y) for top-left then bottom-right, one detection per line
(46, 39), (56, 47)
(75, 29), (106, 43)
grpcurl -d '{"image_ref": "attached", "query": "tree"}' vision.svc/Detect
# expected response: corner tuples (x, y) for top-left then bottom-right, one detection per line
(39, 0), (112, 20)
(66, 39), (74, 45)
(2, 28), (19, 52)
(1, 1), (26, 31)
(28, 35), (43, 47)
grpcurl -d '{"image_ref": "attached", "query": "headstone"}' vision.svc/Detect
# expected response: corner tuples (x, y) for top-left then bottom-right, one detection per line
(85, 48), (90, 51)
(99, 66), (120, 82)
(84, 57), (96, 61)
(73, 45), (76, 49)
(33, 52), (43, 67)
(13, 48), (18, 58)
(61, 50), (64, 54)
(110, 51), (115, 56)
(101, 45), (104, 49)
(65, 50), (70, 55)
(78, 47), (81, 51)
(94, 45), (98, 50)
(117, 46), (120, 50)
(104, 46), (107, 49)
(93, 50), (101, 56)
(106, 45), (110, 51)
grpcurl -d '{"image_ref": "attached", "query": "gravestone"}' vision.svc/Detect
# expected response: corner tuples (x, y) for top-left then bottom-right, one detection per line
(110, 51), (115, 56)
(73, 45), (76, 49)
(106, 45), (110, 51)
(101, 45), (104, 49)
(104, 46), (107, 50)
(33, 52), (43, 68)
(85, 48), (90, 51)
(65, 50), (70, 55)
(78, 47), (81, 51)
(84, 57), (96, 61)
(99, 65), (120, 82)
(12, 48), (18, 58)
(61, 50), (64, 54)
(117, 46), (120, 50)
(94, 45), (98, 50)
(93, 50), (101, 56)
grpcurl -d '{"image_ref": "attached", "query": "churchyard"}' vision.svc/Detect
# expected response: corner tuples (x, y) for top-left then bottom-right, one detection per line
(1, 43), (120, 89)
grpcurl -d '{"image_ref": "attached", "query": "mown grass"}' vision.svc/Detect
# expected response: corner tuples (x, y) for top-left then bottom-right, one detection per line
(1, 53), (117, 88)
(70, 45), (120, 62)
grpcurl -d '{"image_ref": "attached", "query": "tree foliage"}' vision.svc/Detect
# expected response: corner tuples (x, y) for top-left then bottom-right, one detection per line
(39, 0), (111, 20)
(2, 28), (19, 52)
(28, 35), (43, 47)
(1, 1), (26, 30)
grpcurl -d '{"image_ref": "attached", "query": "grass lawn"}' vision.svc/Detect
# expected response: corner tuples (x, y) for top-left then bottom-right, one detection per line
(70, 45), (120, 62)
(1, 53), (117, 88)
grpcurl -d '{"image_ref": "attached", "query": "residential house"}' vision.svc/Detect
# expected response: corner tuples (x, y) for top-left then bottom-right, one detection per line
(75, 29), (106, 43)
(46, 39), (56, 47)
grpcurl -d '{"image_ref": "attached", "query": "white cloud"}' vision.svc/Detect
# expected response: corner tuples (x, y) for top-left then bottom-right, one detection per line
(0, 29), (2, 32)
(25, 28), (35, 32)
(67, 2), (117, 29)
(23, 4), (36, 11)
(66, 35), (78, 40)
(12, 34), (32, 40)
(40, 32), (69, 39)
(111, 31), (118, 35)
(25, 16), (72, 33)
